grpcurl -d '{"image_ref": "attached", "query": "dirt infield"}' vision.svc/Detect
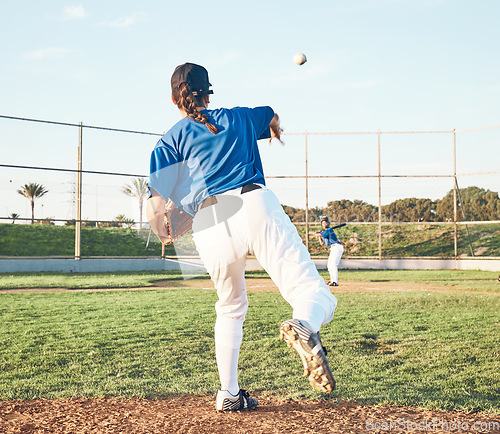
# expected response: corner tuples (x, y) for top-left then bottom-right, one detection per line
(2, 276), (495, 295)
(1, 279), (499, 433)
(1, 395), (499, 433)
(157, 277), (470, 294)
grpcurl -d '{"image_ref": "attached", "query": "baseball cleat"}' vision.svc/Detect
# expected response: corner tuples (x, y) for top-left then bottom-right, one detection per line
(216, 389), (258, 411)
(280, 319), (335, 393)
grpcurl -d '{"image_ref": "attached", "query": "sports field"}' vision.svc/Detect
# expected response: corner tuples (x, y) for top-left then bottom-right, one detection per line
(0, 269), (499, 432)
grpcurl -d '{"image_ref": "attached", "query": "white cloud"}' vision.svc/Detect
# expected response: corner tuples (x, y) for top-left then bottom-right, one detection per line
(61, 5), (87, 20)
(102, 12), (148, 28)
(23, 47), (71, 60)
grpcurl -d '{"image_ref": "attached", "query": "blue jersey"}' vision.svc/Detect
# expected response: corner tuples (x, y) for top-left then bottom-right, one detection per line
(149, 106), (274, 216)
(320, 228), (340, 247)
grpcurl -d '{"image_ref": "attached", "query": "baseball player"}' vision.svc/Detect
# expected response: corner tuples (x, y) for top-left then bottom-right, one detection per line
(315, 216), (344, 286)
(147, 63), (338, 411)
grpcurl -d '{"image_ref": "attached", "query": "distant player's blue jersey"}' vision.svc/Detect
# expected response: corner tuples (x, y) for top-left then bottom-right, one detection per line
(149, 106), (274, 216)
(320, 228), (340, 247)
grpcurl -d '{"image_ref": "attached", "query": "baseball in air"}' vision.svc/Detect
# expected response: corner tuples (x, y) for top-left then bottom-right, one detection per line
(293, 52), (307, 65)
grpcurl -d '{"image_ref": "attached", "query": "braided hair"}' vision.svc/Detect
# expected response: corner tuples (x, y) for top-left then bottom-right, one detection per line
(173, 83), (218, 134)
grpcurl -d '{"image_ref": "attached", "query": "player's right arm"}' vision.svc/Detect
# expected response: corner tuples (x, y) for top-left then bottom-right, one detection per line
(269, 113), (283, 144)
(146, 188), (170, 244)
(315, 231), (326, 246)
(242, 106), (282, 143)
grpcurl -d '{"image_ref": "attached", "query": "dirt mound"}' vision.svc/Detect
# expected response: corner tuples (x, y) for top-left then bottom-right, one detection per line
(1, 395), (499, 433)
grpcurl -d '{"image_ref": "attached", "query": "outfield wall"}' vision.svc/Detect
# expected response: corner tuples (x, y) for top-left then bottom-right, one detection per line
(0, 257), (499, 273)
(320, 258), (500, 272)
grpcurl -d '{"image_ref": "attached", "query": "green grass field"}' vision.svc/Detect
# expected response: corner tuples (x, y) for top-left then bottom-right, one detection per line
(0, 224), (174, 257)
(0, 270), (499, 413)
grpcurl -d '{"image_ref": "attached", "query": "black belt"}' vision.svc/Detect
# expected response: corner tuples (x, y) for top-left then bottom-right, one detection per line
(200, 184), (262, 210)
(241, 183), (262, 194)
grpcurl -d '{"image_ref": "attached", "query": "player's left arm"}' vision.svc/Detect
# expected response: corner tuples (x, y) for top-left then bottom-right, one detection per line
(146, 188), (170, 244)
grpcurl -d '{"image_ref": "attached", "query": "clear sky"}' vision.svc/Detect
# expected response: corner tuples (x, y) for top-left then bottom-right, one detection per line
(1, 0), (499, 223)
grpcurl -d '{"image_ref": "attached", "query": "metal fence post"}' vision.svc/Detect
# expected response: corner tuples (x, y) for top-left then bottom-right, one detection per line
(378, 129), (382, 260)
(305, 131), (309, 251)
(453, 128), (458, 259)
(75, 122), (83, 260)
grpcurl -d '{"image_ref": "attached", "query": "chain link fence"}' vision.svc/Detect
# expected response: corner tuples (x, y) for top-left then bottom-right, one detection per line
(1, 114), (499, 260)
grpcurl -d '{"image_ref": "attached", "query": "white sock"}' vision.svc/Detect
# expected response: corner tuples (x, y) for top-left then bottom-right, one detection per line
(214, 316), (243, 395)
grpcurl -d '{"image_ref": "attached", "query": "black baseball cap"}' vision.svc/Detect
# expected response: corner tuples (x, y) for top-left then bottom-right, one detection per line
(171, 63), (213, 96)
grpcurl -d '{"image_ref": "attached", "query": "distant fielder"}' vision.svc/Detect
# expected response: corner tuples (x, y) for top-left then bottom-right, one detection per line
(147, 63), (337, 412)
(315, 216), (344, 286)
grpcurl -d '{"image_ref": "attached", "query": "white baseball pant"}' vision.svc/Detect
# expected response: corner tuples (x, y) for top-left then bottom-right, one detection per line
(191, 186), (337, 394)
(328, 243), (344, 284)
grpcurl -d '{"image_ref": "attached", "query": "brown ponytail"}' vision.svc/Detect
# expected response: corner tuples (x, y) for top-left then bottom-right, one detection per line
(174, 83), (218, 134)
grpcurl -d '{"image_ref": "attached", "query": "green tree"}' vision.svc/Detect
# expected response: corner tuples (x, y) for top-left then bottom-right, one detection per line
(9, 213), (20, 224)
(326, 199), (377, 222)
(122, 178), (148, 229)
(282, 205), (305, 222)
(309, 206), (327, 222)
(382, 198), (438, 222)
(39, 217), (55, 226)
(17, 183), (48, 224)
(436, 186), (500, 221)
(97, 220), (120, 228)
(114, 214), (135, 229)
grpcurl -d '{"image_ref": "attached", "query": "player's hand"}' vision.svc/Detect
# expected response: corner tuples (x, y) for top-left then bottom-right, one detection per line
(269, 113), (284, 145)
(158, 235), (172, 245)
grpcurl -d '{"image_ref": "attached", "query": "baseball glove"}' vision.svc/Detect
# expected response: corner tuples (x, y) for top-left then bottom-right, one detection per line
(163, 199), (193, 244)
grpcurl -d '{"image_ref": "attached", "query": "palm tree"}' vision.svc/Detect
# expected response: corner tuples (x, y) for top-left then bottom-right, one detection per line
(17, 183), (48, 224)
(121, 178), (148, 229)
(9, 213), (20, 224)
(114, 214), (135, 229)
